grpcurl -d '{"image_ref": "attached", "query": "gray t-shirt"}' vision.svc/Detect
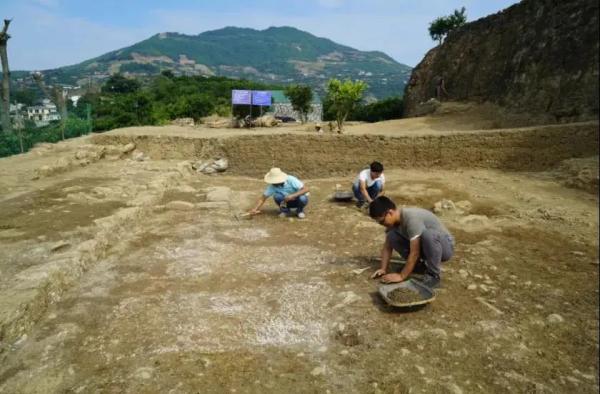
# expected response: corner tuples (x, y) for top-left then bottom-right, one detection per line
(393, 207), (450, 241)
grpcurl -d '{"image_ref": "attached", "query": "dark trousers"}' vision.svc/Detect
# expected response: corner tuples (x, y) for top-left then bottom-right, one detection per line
(273, 192), (308, 213)
(352, 181), (382, 203)
(386, 229), (454, 278)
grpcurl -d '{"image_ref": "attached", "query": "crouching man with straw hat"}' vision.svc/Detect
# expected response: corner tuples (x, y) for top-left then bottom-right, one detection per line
(249, 168), (310, 219)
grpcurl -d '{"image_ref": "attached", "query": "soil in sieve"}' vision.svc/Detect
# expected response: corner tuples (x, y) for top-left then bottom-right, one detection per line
(387, 287), (424, 304)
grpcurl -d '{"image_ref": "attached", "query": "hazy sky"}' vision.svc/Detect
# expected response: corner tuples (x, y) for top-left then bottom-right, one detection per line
(2, 0), (520, 70)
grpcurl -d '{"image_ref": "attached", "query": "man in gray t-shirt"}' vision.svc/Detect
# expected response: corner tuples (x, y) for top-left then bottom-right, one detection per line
(369, 196), (454, 289)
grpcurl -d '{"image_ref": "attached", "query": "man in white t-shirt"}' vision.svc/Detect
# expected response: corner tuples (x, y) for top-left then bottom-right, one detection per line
(352, 161), (385, 208)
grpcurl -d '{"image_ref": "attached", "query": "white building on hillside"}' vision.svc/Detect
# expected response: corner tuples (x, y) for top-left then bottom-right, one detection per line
(27, 99), (61, 127)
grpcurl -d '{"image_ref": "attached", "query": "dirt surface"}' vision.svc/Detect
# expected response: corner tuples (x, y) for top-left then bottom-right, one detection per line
(0, 111), (598, 393)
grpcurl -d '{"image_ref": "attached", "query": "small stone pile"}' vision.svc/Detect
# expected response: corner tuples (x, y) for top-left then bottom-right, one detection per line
(192, 157), (229, 174)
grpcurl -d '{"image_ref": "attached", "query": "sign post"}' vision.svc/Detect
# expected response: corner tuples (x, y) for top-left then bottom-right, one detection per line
(231, 89), (272, 120)
(231, 89), (252, 117)
(251, 91), (272, 117)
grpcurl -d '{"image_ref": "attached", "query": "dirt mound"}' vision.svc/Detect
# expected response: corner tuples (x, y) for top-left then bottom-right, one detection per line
(404, 0), (599, 123)
(555, 156), (599, 194)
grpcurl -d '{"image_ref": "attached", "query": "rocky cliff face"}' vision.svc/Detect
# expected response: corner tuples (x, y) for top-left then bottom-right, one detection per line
(404, 0), (599, 122)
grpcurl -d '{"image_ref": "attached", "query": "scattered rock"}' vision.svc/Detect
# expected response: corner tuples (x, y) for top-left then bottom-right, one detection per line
(445, 383), (464, 394)
(467, 284), (477, 290)
(411, 98), (441, 117)
(121, 143), (136, 153)
(455, 200), (473, 212)
(334, 324), (361, 346)
(475, 297), (504, 315)
(458, 269), (469, 278)
(134, 367), (153, 380)
(415, 365), (426, 375)
(13, 334), (28, 346)
(253, 115), (281, 127)
(132, 150), (146, 161)
(570, 251), (585, 256)
(204, 116), (236, 128)
(311, 366), (325, 376)
(165, 201), (195, 211)
(453, 331), (466, 339)
(193, 157), (229, 174)
(333, 291), (361, 308)
(433, 199), (456, 213)
(547, 314), (564, 324)
(430, 328), (448, 339)
(171, 117), (195, 127)
(51, 241), (70, 252)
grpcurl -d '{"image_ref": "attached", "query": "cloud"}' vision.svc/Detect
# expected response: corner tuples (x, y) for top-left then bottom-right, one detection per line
(8, 5), (154, 70)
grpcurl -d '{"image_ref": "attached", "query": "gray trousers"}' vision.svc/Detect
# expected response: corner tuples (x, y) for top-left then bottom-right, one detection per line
(386, 229), (454, 278)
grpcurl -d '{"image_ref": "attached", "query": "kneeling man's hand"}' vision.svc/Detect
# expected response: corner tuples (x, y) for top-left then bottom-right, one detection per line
(371, 268), (386, 279)
(380, 273), (404, 284)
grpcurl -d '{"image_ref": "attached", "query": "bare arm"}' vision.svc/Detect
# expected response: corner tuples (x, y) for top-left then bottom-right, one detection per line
(380, 237), (420, 283)
(284, 186), (309, 202)
(359, 180), (372, 202)
(371, 237), (393, 278)
(249, 195), (268, 214)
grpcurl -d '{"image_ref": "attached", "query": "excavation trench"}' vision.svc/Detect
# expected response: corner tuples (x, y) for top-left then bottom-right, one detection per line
(0, 122), (598, 393)
(91, 122), (599, 177)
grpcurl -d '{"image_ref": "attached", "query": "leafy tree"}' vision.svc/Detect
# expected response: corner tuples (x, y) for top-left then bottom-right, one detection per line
(350, 96), (403, 122)
(324, 79), (367, 133)
(284, 84), (313, 123)
(429, 7), (467, 45)
(101, 74), (141, 94)
(12, 89), (36, 106)
(160, 69), (175, 79)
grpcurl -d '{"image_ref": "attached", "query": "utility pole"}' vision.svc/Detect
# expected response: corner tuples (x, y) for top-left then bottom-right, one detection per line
(86, 103), (92, 133)
(0, 19), (12, 133)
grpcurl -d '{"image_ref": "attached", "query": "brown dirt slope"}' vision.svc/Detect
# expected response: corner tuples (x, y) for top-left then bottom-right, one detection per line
(404, 0), (599, 123)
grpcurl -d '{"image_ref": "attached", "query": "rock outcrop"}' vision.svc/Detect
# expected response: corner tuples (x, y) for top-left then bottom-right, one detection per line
(404, 0), (599, 123)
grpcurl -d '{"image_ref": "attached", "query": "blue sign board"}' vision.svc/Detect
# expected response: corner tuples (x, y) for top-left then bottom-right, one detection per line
(251, 91), (272, 106)
(232, 90), (251, 105)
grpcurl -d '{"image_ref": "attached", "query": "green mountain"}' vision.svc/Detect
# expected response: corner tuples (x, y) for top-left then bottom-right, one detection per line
(17, 26), (411, 99)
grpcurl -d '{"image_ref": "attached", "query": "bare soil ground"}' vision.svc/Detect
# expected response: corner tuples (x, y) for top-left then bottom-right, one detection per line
(0, 108), (598, 393)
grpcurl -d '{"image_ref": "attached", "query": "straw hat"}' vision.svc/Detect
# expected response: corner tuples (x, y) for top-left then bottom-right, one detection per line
(264, 167), (288, 184)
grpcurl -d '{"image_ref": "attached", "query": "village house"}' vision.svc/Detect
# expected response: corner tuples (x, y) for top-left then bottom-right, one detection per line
(268, 90), (323, 122)
(26, 99), (61, 127)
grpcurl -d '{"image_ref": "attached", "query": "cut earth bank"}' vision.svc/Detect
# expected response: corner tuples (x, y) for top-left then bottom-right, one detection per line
(0, 112), (598, 393)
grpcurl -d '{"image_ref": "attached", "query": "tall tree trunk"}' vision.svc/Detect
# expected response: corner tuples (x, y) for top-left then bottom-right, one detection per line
(0, 19), (12, 133)
(54, 86), (67, 140)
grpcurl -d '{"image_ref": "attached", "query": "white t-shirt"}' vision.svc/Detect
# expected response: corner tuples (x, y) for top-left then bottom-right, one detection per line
(354, 169), (385, 188)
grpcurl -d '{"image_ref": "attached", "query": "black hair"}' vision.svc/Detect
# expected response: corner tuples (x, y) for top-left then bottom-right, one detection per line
(370, 161), (384, 173)
(369, 196), (396, 218)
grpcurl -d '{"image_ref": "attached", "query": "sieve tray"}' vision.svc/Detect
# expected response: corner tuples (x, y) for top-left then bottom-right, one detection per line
(378, 280), (436, 307)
